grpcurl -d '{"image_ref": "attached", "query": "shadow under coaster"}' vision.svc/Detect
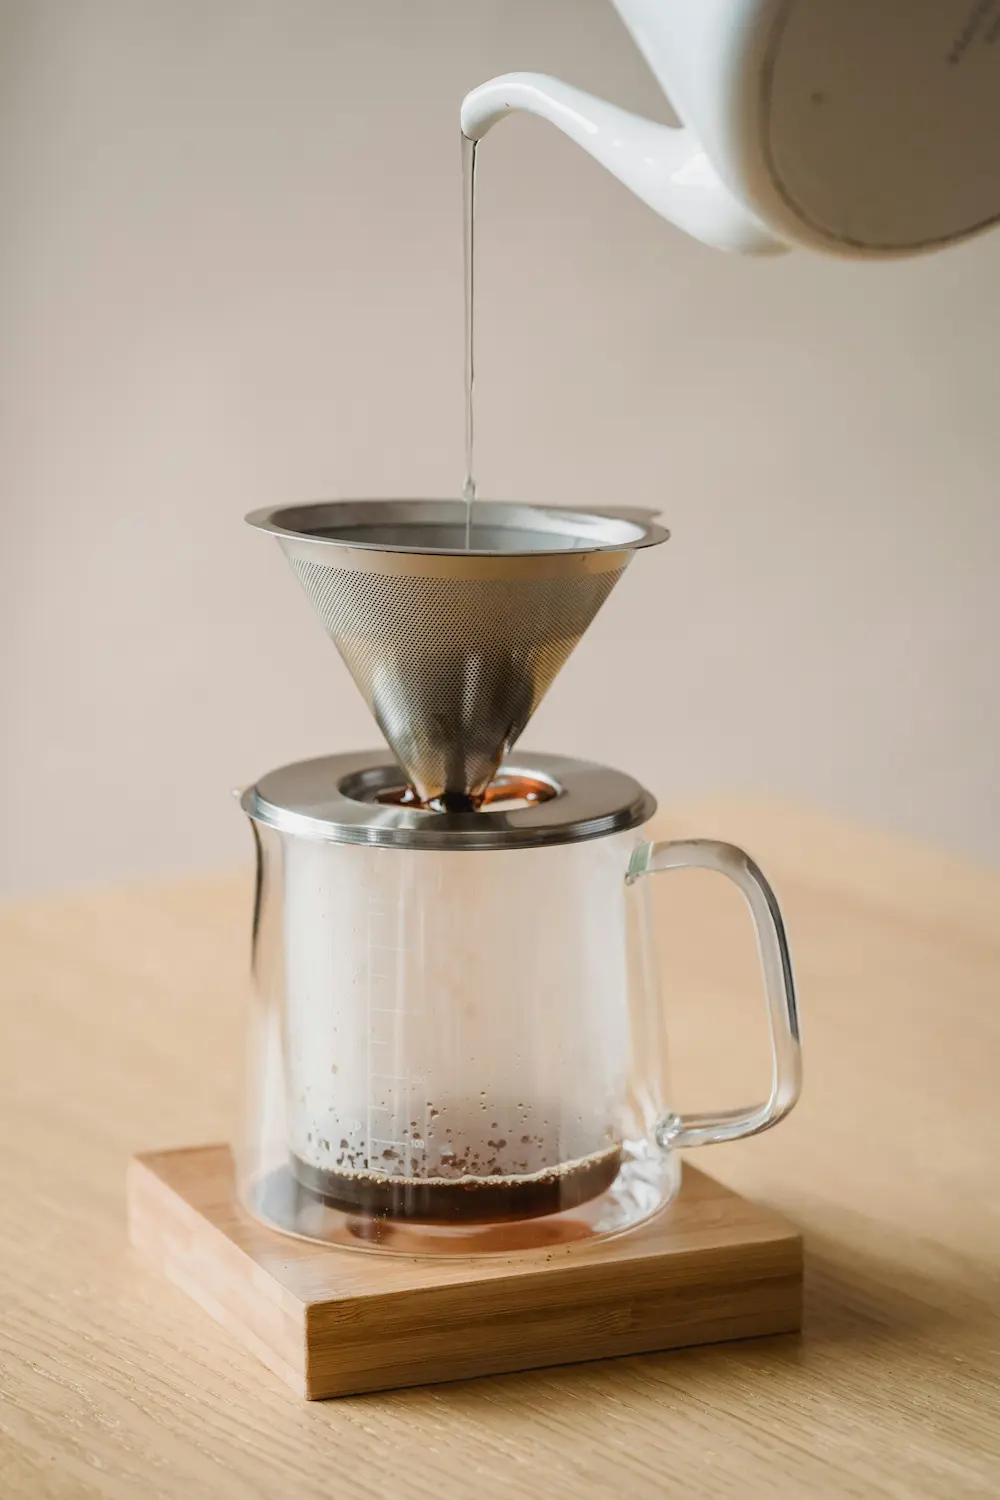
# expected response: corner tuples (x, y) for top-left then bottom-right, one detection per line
(126, 1145), (803, 1400)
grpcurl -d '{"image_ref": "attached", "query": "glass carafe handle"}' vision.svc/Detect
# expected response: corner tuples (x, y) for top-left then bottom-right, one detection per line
(626, 839), (802, 1150)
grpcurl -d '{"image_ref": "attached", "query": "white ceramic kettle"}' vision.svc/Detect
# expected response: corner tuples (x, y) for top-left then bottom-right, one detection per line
(461, 0), (1000, 258)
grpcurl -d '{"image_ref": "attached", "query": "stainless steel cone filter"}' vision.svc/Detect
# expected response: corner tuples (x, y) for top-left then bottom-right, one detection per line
(246, 500), (669, 808)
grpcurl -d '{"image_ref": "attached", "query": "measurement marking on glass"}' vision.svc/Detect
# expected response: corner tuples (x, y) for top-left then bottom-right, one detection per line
(365, 894), (427, 1171)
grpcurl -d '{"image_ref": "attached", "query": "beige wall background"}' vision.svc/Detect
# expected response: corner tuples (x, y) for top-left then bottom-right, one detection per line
(2, 0), (999, 896)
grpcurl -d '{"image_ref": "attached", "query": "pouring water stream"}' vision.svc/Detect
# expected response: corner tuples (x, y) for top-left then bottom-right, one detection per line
(462, 134), (478, 549)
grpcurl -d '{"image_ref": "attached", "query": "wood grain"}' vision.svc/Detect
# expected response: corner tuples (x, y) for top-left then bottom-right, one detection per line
(2, 796), (999, 1496)
(126, 1147), (802, 1398)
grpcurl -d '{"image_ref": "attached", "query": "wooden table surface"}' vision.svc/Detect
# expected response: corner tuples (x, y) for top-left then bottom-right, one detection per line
(2, 796), (999, 1499)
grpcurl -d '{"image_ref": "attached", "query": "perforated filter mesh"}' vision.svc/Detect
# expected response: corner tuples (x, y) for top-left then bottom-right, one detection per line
(289, 557), (625, 806)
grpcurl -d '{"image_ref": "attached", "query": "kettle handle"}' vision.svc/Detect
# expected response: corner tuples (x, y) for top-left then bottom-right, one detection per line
(626, 837), (802, 1148)
(461, 72), (786, 256)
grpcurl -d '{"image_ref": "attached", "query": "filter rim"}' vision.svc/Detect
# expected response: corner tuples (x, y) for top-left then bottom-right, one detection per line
(245, 499), (669, 560)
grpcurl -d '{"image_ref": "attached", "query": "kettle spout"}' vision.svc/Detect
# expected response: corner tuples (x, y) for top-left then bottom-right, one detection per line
(460, 72), (785, 257)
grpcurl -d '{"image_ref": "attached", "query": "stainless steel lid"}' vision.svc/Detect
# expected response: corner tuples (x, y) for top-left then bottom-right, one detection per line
(241, 750), (655, 851)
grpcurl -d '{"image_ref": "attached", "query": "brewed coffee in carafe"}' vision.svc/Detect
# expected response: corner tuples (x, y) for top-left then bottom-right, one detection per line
(292, 1114), (623, 1224)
